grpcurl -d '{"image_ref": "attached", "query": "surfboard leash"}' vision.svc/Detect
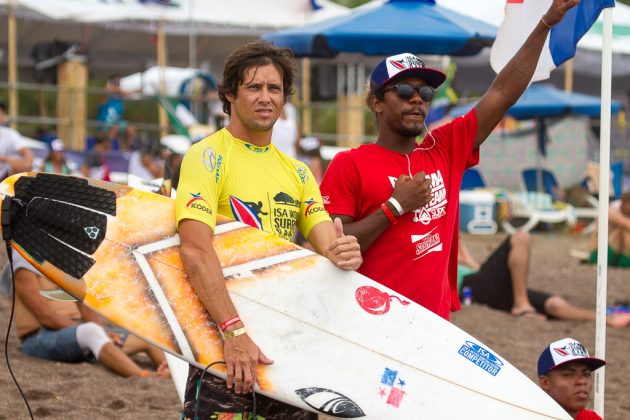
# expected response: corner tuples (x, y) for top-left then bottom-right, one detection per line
(2, 197), (35, 420)
(194, 360), (259, 420)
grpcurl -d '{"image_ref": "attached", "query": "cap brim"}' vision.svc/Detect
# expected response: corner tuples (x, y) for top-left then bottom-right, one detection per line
(383, 67), (447, 89)
(550, 357), (606, 374)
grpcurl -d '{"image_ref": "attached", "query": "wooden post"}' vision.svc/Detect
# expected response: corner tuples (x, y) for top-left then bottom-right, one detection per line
(346, 94), (365, 147)
(157, 20), (169, 139)
(564, 59), (574, 93)
(301, 58), (312, 136)
(7, 0), (18, 129)
(57, 59), (88, 150)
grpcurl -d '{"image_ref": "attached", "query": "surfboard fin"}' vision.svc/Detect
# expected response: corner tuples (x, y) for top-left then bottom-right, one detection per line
(40, 289), (78, 302)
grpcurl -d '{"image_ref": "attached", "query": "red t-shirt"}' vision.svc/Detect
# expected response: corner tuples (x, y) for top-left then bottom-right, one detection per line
(576, 409), (602, 420)
(320, 110), (479, 319)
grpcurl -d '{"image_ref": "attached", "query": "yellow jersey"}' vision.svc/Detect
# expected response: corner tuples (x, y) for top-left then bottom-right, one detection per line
(176, 128), (330, 241)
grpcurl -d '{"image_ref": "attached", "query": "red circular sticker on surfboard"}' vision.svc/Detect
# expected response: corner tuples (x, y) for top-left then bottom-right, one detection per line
(355, 286), (409, 315)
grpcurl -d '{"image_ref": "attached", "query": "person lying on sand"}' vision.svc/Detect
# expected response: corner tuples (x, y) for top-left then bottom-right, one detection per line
(458, 232), (630, 328)
(0, 249), (170, 378)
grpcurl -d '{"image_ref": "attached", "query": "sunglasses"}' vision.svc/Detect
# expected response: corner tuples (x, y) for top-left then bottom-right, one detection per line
(385, 83), (434, 102)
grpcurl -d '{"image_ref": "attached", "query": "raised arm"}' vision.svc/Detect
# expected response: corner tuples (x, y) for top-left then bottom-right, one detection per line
(179, 219), (273, 394)
(473, 0), (579, 148)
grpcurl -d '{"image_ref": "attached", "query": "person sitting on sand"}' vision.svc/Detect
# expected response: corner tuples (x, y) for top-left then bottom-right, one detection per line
(588, 189), (630, 268)
(537, 337), (604, 419)
(0, 250), (169, 378)
(458, 232), (630, 328)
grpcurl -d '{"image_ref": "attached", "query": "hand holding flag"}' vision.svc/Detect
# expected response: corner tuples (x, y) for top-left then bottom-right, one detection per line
(491, 0), (614, 82)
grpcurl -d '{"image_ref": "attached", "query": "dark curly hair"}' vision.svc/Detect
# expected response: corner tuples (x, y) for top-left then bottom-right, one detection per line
(218, 41), (296, 116)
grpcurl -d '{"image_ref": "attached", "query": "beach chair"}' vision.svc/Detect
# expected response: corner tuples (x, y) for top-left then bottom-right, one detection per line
(502, 168), (584, 234)
(501, 190), (577, 233)
(460, 167), (487, 190)
(611, 161), (624, 200)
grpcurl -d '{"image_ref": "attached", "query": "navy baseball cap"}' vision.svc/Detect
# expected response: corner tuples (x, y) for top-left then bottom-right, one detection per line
(369, 53), (447, 93)
(537, 338), (606, 376)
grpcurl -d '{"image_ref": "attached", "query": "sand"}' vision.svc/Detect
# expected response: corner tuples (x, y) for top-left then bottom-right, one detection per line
(1, 232), (629, 419)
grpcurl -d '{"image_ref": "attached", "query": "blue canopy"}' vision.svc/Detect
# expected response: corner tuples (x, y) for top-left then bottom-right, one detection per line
(450, 84), (621, 120)
(450, 84), (621, 157)
(261, 0), (497, 57)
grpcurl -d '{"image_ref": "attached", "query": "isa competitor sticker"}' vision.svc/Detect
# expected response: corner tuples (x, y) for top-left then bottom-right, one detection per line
(458, 341), (503, 376)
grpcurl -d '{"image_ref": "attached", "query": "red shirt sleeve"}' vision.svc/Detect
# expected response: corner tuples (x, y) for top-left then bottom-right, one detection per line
(320, 151), (361, 218)
(432, 108), (479, 172)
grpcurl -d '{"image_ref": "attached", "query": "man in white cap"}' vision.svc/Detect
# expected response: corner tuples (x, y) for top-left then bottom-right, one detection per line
(320, 0), (579, 319)
(538, 338), (605, 419)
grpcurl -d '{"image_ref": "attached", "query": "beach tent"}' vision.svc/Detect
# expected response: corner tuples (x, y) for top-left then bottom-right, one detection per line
(261, 0), (497, 57)
(450, 83), (620, 158)
(450, 84), (621, 120)
(0, 0), (349, 74)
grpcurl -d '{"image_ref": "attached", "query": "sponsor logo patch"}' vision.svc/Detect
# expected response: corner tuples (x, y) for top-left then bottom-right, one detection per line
(295, 388), (365, 417)
(229, 196), (264, 230)
(458, 341), (503, 376)
(214, 154), (223, 183)
(378, 367), (407, 408)
(244, 143), (270, 154)
(84, 226), (100, 240)
(553, 342), (588, 358)
(202, 147), (217, 172)
(272, 192), (298, 239)
(411, 228), (442, 260)
(304, 198), (324, 217)
(296, 166), (308, 184)
(355, 285), (409, 315)
(186, 193), (213, 215)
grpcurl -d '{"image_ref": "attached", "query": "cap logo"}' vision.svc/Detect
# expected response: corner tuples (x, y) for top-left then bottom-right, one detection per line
(554, 342), (589, 358)
(389, 55), (425, 71)
(553, 346), (569, 357)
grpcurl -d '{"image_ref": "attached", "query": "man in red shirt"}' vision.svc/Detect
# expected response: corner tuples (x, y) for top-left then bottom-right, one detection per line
(538, 338), (605, 420)
(320, 0), (578, 319)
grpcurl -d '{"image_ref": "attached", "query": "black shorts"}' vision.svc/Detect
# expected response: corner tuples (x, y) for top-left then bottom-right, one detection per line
(182, 365), (316, 420)
(461, 236), (551, 316)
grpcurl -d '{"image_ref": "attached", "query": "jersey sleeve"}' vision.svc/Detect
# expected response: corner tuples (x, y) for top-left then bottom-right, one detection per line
(320, 151), (360, 218)
(296, 163), (331, 239)
(175, 143), (220, 231)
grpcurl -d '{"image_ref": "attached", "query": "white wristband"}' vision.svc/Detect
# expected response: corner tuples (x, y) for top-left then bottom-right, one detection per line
(387, 197), (404, 216)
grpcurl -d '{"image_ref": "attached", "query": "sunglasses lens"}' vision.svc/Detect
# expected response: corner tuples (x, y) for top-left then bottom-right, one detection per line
(393, 84), (434, 101)
(419, 86), (434, 102)
(395, 84), (414, 100)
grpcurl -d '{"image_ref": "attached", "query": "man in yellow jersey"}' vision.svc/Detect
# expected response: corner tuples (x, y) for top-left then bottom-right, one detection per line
(176, 41), (362, 420)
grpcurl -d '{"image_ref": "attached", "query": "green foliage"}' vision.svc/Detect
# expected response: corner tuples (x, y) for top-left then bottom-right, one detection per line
(330, 0), (371, 8)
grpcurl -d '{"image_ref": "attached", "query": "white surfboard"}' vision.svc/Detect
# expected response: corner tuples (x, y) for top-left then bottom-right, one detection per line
(1, 173), (571, 419)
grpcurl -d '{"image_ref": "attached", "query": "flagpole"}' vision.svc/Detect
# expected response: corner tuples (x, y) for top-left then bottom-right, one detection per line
(594, 6), (613, 417)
